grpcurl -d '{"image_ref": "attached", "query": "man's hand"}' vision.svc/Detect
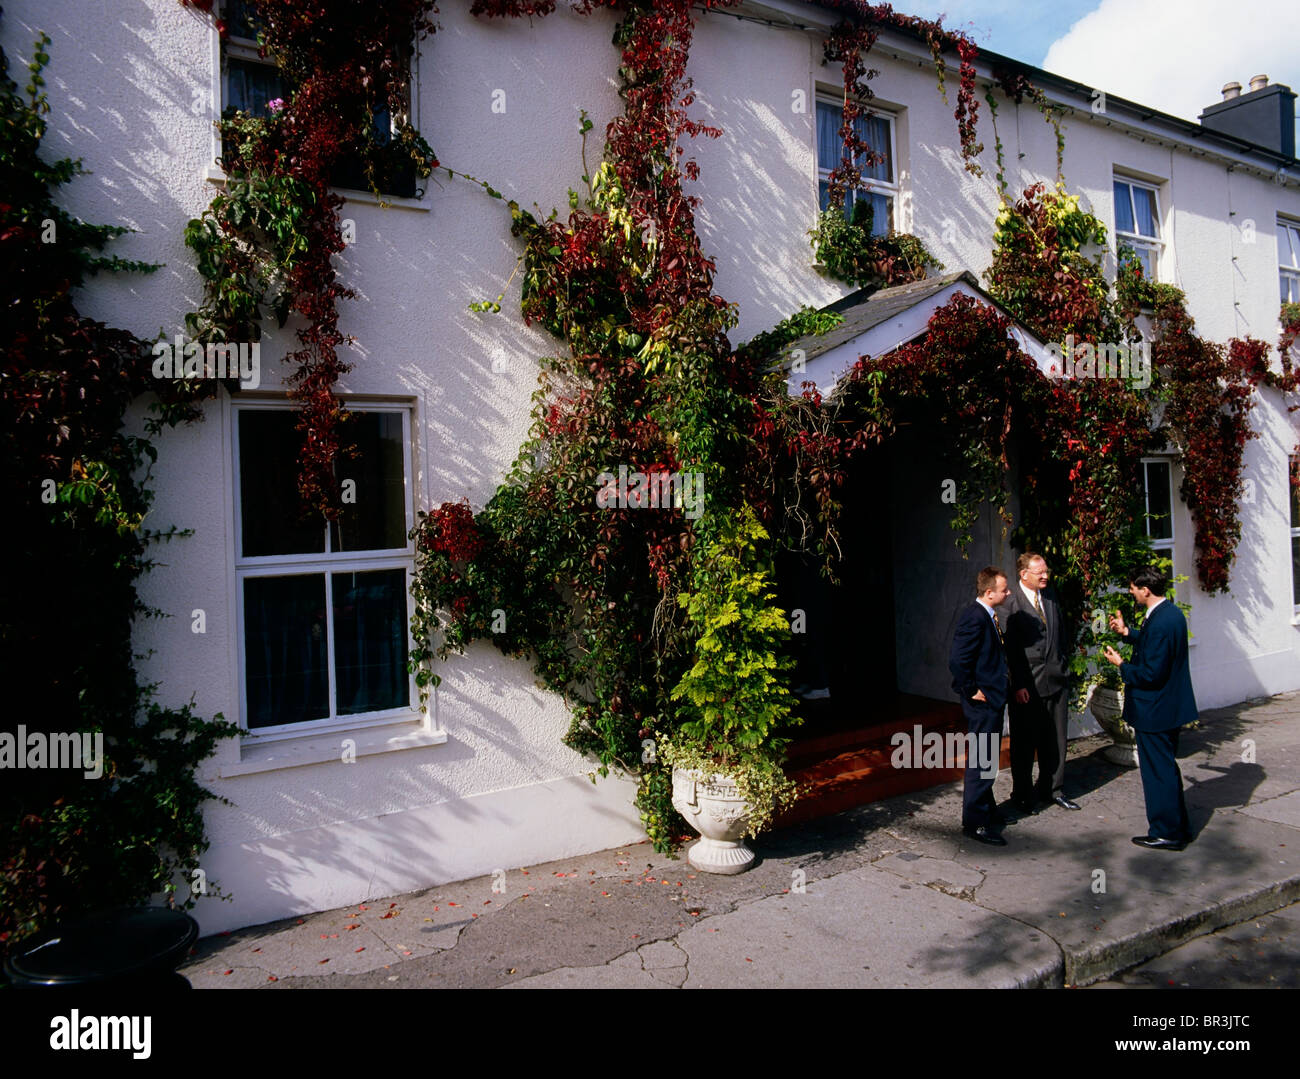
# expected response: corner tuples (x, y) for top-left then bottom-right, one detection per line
(971, 689), (987, 702)
(1108, 610), (1127, 636)
(1101, 646), (1123, 666)
(1014, 688), (1030, 705)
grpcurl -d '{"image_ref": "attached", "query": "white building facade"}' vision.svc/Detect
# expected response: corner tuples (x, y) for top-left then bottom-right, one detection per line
(5, 0), (1297, 932)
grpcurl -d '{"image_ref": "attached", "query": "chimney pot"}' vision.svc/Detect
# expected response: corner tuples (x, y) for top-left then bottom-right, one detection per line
(1222, 81), (1242, 100)
(1249, 74), (1269, 92)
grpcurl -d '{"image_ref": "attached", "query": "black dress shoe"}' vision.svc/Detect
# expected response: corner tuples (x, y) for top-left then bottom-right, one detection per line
(1008, 796), (1036, 815)
(962, 825), (1008, 846)
(1131, 835), (1187, 851)
(1051, 795), (1082, 811)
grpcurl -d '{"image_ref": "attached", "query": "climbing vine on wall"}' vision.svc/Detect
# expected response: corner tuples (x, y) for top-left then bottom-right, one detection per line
(179, 0), (439, 517)
(810, 1), (980, 291)
(1, 25), (239, 960)
(165, 1), (1298, 853)
(405, 0), (1007, 849)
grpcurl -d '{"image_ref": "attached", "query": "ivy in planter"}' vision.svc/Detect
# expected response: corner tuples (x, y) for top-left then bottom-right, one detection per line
(810, 199), (943, 291)
(659, 509), (802, 840)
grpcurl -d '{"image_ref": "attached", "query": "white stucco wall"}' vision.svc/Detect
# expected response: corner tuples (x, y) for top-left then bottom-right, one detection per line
(5, 0), (1298, 932)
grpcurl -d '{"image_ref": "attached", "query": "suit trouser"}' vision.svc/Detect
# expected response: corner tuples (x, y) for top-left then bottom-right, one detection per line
(961, 699), (1003, 829)
(1009, 689), (1069, 799)
(1135, 726), (1191, 840)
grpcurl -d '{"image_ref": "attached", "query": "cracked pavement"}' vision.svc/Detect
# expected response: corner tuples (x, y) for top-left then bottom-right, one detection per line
(181, 690), (1300, 988)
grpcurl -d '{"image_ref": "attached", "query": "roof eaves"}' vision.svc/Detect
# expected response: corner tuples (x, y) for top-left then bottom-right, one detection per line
(767, 2), (1298, 170)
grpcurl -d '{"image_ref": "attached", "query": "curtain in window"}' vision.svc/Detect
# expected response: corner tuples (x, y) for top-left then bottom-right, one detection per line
(226, 59), (288, 119)
(1114, 181), (1135, 234)
(1132, 186), (1158, 238)
(817, 103), (843, 172)
(862, 114), (891, 182)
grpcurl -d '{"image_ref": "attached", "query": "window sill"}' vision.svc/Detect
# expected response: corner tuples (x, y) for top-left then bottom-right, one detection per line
(218, 713), (445, 777)
(202, 166), (431, 212)
(1290, 612), (1300, 627)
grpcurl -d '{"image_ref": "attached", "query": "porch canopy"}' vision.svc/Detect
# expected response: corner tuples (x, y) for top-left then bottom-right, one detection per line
(773, 270), (1060, 397)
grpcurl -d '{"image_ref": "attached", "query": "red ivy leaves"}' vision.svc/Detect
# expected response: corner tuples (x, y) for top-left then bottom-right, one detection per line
(821, 0), (982, 209)
(1148, 291), (1267, 593)
(183, 0), (439, 518)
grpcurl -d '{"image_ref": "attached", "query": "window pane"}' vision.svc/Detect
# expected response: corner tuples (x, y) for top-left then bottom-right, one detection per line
(817, 102), (891, 180)
(818, 180), (832, 213)
(869, 191), (892, 237)
(226, 58), (288, 119)
(225, 0), (262, 41)
(816, 102), (842, 169)
(1293, 535), (1300, 607)
(329, 411), (407, 552)
(244, 574), (329, 728)
(1141, 243), (1158, 280)
(860, 114), (892, 182)
(239, 410), (326, 557)
(1290, 468), (1300, 528)
(1144, 461), (1173, 540)
(1133, 186), (1158, 238)
(1286, 225), (1300, 269)
(1114, 181), (1135, 234)
(332, 569), (409, 716)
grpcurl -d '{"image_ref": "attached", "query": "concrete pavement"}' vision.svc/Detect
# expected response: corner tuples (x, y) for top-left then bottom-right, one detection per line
(180, 690), (1300, 988)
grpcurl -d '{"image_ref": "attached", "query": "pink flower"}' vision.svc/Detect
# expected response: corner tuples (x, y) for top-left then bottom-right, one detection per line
(266, 98), (286, 114)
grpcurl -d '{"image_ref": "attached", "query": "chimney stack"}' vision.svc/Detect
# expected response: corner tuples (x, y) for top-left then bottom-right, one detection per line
(1200, 77), (1296, 158)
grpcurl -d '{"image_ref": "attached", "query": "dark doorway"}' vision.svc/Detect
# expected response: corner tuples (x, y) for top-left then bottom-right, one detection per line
(776, 440), (898, 735)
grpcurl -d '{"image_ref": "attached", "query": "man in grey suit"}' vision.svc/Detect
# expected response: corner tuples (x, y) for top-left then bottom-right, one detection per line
(1002, 552), (1080, 813)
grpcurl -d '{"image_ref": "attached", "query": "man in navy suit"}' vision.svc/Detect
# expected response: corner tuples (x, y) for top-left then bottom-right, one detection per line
(948, 567), (1012, 846)
(1102, 564), (1198, 851)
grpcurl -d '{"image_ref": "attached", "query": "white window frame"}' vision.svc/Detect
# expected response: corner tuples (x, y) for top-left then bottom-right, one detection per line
(1279, 217), (1300, 306)
(1140, 456), (1175, 560)
(204, 1), (427, 208)
(1114, 176), (1165, 282)
(1139, 455), (1193, 637)
(816, 94), (899, 236)
(232, 399), (418, 743)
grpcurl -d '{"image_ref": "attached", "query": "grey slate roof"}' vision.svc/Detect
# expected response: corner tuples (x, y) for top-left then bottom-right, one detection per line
(767, 269), (984, 371)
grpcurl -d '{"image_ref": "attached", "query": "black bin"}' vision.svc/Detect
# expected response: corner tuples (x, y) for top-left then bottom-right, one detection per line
(4, 907), (199, 988)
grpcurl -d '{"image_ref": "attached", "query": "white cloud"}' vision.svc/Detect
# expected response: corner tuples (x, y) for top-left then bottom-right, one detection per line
(1043, 0), (1300, 121)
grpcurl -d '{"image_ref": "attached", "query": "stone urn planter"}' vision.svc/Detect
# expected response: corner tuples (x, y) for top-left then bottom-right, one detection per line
(671, 766), (755, 875)
(1089, 684), (1138, 767)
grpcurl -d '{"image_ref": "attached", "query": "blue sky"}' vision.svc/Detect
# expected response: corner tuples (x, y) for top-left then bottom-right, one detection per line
(886, 0), (1300, 130)
(886, 0), (1097, 68)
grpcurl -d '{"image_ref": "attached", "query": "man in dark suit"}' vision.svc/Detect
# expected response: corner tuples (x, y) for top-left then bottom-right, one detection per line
(1102, 564), (1198, 851)
(1003, 552), (1079, 814)
(948, 566), (1012, 846)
